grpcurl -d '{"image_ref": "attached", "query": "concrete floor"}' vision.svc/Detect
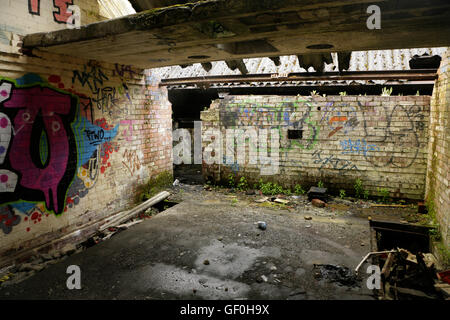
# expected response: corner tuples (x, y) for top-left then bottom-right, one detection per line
(0, 184), (406, 300)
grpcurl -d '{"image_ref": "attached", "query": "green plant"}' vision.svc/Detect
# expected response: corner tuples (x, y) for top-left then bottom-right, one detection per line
(231, 198), (238, 206)
(354, 178), (364, 199)
(294, 184), (305, 195)
(317, 180), (324, 188)
(377, 187), (390, 204)
(339, 189), (346, 199)
(339, 91), (347, 96)
(272, 183), (284, 195)
(134, 171), (173, 204)
(310, 90), (319, 96)
(259, 181), (273, 195)
(416, 90), (420, 96)
(381, 87), (393, 96)
(237, 176), (249, 191)
(429, 226), (441, 241)
(228, 174), (235, 188)
(363, 190), (369, 200)
(435, 241), (450, 267)
(259, 181), (283, 196)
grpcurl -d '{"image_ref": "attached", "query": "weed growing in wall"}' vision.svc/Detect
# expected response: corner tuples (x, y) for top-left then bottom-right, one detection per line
(237, 177), (249, 191)
(363, 190), (369, 200)
(377, 187), (390, 204)
(354, 178), (365, 199)
(134, 171), (173, 204)
(258, 179), (289, 196)
(294, 184), (306, 195)
(227, 174), (235, 188)
(381, 87), (393, 96)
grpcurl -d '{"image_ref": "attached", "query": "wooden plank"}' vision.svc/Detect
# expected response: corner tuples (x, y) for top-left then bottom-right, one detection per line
(381, 253), (395, 278)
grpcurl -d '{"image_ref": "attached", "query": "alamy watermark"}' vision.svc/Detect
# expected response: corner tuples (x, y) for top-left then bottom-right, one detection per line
(66, 5), (81, 30)
(173, 121), (280, 175)
(366, 265), (381, 290)
(367, 5), (381, 30)
(66, 265), (81, 290)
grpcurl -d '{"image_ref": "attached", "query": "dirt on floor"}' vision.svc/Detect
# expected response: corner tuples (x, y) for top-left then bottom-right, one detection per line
(0, 183), (435, 300)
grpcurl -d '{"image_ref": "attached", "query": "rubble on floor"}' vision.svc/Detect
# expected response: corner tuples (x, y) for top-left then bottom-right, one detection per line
(313, 264), (360, 287)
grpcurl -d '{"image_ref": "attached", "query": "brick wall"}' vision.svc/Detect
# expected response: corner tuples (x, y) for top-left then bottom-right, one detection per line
(426, 48), (450, 247)
(0, 2), (173, 265)
(201, 94), (430, 199)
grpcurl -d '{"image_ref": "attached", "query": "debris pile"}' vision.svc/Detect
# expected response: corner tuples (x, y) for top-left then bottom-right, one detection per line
(255, 197), (291, 205)
(313, 264), (359, 287)
(0, 245), (82, 287)
(307, 187), (328, 203)
(82, 219), (144, 248)
(0, 193), (174, 287)
(374, 249), (448, 300)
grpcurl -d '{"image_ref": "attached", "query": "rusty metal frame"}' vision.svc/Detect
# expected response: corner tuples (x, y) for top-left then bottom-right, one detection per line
(160, 69), (438, 87)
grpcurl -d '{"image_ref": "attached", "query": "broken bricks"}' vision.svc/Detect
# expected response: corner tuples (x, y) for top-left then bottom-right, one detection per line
(311, 199), (326, 208)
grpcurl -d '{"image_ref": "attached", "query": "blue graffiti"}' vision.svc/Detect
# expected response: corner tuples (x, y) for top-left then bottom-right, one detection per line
(340, 139), (379, 157)
(72, 116), (119, 167)
(223, 156), (240, 174)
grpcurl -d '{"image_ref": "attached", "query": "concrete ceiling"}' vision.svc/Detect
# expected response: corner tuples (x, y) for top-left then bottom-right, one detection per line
(129, 0), (194, 12)
(22, 0), (450, 69)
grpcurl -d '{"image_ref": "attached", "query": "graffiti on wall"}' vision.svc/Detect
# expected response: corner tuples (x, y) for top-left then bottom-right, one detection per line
(222, 98), (320, 151)
(0, 79), (78, 214)
(340, 139), (379, 157)
(360, 102), (423, 168)
(312, 150), (359, 174)
(216, 97), (427, 177)
(27, 0), (74, 24)
(53, 0), (74, 24)
(72, 63), (132, 118)
(122, 149), (142, 176)
(0, 72), (122, 234)
(320, 102), (359, 137)
(28, 0), (41, 15)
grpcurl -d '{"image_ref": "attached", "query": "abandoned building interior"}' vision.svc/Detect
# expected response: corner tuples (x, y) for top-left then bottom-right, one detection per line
(0, 0), (449, 301)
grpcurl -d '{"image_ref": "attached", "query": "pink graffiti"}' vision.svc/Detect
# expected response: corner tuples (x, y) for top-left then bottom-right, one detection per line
(120, 120), (136, 142)
(4, 86), (72, 213)
(28, 0), (40, 15)
(53, 0), (73, 23)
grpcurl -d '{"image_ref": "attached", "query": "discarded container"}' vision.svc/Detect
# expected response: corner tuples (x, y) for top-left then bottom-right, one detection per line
(307, 187), (328, 202)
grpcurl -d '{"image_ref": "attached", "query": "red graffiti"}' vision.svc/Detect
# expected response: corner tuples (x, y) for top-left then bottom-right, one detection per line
(28, 0), (40, 15)
(53, 0), (74, 24)
(328, 126), (343, 138)
(3, 85), (77, 214)
(48, 75), (61, 83)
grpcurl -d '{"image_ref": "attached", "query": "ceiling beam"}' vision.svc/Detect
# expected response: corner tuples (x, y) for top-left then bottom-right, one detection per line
(22, 0), (450, 69)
